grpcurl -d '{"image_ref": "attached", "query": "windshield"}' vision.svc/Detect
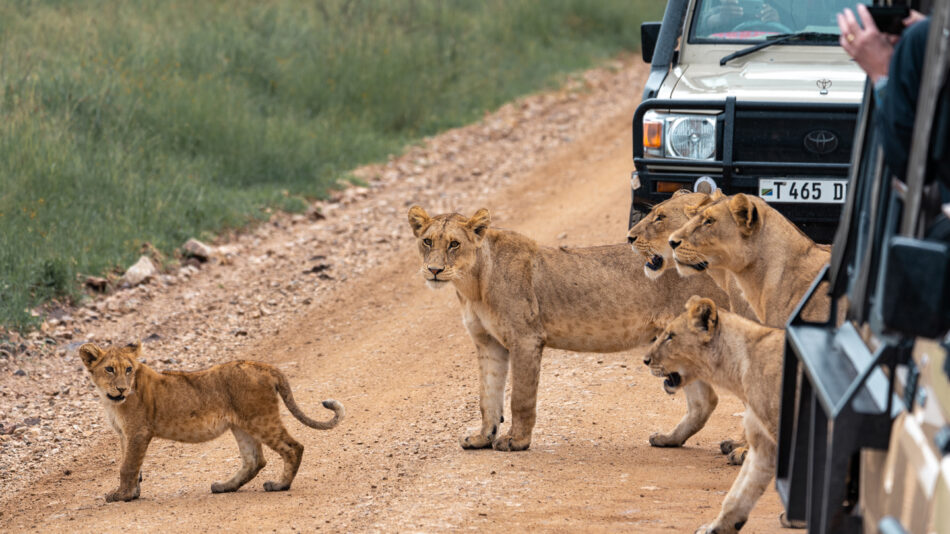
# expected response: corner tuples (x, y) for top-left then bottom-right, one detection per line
(691, 0), (862, 42)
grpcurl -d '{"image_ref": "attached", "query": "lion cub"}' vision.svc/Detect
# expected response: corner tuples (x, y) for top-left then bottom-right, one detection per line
(80, 342), (344, 502)
(643, 297), (784, 534)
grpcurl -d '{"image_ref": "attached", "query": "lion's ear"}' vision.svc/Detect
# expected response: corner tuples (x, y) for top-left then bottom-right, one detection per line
(467, 208), (491, 241)
(684, 195), (712, 217)
(407, 206), (431, 237)
(672, 189), (692, 198)
(127, 341), (143, 357)
(79, 343), (103, 369)
(686, 297), (718, 341)
(729, 194), (761, 236)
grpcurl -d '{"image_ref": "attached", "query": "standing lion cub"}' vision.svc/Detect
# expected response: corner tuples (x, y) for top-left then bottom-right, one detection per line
(80, 342), (344, 501)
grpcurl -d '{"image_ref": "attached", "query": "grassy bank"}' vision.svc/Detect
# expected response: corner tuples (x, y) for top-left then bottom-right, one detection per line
(0, 0), (662, 329)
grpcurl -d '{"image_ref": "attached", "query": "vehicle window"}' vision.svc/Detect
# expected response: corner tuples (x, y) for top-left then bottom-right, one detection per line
(691, 0), (861, 42)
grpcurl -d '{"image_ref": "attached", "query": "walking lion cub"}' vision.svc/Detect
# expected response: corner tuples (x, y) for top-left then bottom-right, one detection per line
(80, 342), (344, 502)
(643, 297), (785, 534)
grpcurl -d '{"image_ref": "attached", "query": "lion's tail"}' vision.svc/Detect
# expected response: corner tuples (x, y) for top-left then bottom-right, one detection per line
(273, 370), (345, 430)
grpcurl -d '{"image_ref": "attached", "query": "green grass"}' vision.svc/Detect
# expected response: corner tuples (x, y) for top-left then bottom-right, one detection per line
(0, 0), (662, 330)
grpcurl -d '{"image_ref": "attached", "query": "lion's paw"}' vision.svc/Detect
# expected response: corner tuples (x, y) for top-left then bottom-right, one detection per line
(649, 432), (684, 448)
(727, 446), (748, 465)
(263, 481), (290, 492)
(719, 438), (741, 454)
(492, 433), (530, 452)
(459, 433), (493, 450)
(211, 482), (237, 494)
(105, 488), (138, 503)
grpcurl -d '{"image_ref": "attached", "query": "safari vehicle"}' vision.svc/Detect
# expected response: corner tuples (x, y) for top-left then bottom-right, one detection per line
(631, 0), (865, 242)
(775, 2), (950, 532)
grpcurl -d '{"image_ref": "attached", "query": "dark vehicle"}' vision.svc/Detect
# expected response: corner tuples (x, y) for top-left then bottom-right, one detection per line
(776, 2), (950, 532)
(631, 0), (865, 242)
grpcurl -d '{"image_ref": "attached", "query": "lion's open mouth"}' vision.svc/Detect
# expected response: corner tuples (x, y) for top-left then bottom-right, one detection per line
(646, 255), (664, 271)
(663, 372), (682, 390)
(106, 393), (126, 402)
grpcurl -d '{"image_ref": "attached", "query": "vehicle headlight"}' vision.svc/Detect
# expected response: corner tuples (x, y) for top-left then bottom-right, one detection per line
(642, 111), (717, 161)
(668, 117), (716, 159)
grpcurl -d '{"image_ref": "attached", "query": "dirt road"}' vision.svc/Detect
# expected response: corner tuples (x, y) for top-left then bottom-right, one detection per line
(0, 61), (785, 533)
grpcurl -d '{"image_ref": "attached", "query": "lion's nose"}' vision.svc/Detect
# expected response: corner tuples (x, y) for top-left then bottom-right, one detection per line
(627, 234), (637, 244)
(428, 267), (444, 276)
(668, 239), (681, 249)
(116, 387), (126, 394)
(643, 357), (651, 365)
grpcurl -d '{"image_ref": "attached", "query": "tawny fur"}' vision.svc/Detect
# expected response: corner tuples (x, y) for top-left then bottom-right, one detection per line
(668, 193), (831, 327)
(643, 297), (784, 534)
(79, 342), (344, 502)
(408, 206), (731, 452)
(627, 189), (756, 464)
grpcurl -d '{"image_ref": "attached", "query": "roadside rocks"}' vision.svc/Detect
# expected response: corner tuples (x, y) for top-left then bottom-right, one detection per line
(118, 256), (158, 288)
(182, 239), (214, 262)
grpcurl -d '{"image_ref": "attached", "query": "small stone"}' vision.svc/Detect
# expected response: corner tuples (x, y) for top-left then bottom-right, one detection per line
(84, 276), (109, 292)
(143, 333), (162, 343)
(182, 238), (214, 262)
(118, 256), (158, 288)
(23, 417), (40, 427)
(13, 369), (26, 377)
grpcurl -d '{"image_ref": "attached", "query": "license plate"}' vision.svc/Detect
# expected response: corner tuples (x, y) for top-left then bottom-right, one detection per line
(758, 178), (848, 204)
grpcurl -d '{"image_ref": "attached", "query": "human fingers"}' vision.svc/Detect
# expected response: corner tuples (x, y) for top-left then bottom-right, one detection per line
(904, 9), (926, 27)
(856, 4), (880, 34)
(840, 8), (862, 42)
(836, 13), (857, 51)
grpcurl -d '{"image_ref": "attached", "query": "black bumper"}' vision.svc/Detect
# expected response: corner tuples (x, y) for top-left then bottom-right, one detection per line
(631, 97), (860, 243)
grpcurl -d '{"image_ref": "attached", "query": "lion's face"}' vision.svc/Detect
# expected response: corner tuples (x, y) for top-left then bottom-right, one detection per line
(407, 206), (490, 290)
(79, 342), (140, 405)
(668, 193), (761, 277)
(627, 190), (716, 280)
(643, 296), (719, 394)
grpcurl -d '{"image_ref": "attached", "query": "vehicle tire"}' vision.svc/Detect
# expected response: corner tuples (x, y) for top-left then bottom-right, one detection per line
(628, 204), (650, 230)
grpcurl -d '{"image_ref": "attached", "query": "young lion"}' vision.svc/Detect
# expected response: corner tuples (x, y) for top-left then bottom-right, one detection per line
(627, 189), (755, 464)
(668, 193), (831, 327)
(407, 206), (732, 452)
(80, 342), (344, 501)
(643, 296), (784, 534)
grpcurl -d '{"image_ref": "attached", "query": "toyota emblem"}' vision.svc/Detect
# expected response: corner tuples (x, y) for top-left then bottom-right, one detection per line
(803, 130), (839, 155)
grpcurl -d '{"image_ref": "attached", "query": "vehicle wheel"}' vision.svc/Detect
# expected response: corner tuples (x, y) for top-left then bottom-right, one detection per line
(628, 204), (650, 230)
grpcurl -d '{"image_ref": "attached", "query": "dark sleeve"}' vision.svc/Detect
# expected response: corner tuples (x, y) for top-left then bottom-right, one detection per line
(879, 18), (930, 180)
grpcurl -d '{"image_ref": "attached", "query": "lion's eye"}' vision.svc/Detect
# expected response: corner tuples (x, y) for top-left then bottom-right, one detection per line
(650, 336), (657, 343)
(654, 214), (664, 222)
(105, 366), (115, 374)
(126, 367), (133, 374)
(449, 240), (460, 249)
(422, 238), (432, 247)
(665, 333), (675, 341)
(703, 218), (714, 226)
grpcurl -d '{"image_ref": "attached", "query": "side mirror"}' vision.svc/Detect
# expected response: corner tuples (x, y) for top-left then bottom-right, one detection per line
(881, 236), (950, 338)
(641, 22), (661, 63)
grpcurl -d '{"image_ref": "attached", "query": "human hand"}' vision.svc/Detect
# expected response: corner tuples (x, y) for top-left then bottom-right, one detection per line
(837, 4), (893, 82)
(904, 9), (927, 28)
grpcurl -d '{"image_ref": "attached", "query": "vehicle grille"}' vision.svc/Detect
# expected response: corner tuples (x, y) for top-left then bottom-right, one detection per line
(732, 109), (857, 169)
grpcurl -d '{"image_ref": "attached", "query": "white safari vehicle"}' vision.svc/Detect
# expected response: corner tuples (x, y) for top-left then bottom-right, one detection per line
(631, 0), (865, 242)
